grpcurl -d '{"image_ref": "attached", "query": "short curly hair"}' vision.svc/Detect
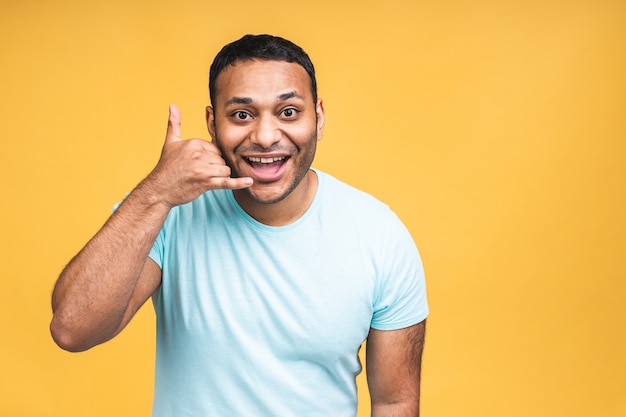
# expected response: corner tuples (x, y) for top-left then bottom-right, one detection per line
(209, 34), (317, 105)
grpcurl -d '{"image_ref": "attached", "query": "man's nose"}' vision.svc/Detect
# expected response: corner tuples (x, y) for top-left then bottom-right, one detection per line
(250, 115), (281, 149)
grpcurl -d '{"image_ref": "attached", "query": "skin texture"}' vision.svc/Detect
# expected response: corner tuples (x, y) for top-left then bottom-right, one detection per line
(50, 59), (426, 416)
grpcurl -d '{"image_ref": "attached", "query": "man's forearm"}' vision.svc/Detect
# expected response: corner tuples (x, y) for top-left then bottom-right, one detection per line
(50, 182), (169, 351)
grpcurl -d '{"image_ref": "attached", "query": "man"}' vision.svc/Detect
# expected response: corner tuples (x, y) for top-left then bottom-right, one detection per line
(50, 34), (429, 416)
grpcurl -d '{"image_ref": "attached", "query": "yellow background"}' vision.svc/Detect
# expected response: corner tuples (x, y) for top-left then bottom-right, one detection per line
(1, 0), (625, 416)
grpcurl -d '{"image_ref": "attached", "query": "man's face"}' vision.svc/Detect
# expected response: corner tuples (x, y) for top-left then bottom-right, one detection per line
(207, 59), (324, 205)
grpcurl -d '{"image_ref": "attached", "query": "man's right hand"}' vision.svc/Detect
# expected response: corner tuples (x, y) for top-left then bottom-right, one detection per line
(143, 104), (252, 208)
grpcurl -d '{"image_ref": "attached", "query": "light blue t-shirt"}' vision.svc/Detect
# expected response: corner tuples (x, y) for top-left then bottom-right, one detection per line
(148, 169), (428, 417)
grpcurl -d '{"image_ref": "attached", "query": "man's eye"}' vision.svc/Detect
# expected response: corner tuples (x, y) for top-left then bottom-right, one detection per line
(234, 111), (250, 120)
(281, 108), (298, 118)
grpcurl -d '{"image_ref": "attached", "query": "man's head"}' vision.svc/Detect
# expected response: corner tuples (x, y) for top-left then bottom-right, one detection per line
(209, 34), (317, 106)
(205, 35), (325, 213)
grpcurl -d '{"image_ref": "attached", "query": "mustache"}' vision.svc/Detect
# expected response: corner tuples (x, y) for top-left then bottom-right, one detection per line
(234, 144), (298, 154)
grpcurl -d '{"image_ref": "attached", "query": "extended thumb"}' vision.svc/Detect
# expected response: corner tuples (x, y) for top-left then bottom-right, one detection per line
(165, 104), (182, 143)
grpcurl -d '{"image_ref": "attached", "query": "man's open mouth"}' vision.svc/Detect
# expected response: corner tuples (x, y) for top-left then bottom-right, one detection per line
(244, 156), (289, 181)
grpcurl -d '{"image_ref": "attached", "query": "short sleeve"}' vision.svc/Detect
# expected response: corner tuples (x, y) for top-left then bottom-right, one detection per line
(149, 226), (165, 269)
(370, 213), (429, 330)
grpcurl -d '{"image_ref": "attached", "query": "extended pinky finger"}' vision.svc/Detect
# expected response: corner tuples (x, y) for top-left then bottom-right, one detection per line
(214, 177), (253, 190)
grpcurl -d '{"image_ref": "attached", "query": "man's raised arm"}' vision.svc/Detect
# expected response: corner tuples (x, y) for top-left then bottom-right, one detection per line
(50, 105), (252, 352)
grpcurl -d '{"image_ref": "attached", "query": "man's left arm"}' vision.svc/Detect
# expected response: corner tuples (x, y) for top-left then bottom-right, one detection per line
(366, 320), (426, 417)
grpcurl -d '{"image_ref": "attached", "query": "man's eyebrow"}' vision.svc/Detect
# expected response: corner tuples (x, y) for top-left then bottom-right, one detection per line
(224, 92), (304, 107)
(278, 91), (305, 101)
(224, 96), (253, 107)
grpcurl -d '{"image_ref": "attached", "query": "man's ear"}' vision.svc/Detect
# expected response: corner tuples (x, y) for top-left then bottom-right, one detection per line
(206, 106), (216, 140)
(316, 99), (325, 141)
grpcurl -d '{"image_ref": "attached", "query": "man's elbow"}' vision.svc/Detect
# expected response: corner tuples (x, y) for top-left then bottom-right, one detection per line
(49, 316), (95, 352)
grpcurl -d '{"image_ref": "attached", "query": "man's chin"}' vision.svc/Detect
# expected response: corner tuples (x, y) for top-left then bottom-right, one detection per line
(234, 183), (293, 206)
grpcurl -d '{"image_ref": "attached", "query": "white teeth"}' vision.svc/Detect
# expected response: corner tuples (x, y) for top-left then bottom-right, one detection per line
(247, 156), (286, 163)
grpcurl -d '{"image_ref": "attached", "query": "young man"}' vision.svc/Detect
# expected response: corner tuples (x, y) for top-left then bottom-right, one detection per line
(50, 34), (429, 416)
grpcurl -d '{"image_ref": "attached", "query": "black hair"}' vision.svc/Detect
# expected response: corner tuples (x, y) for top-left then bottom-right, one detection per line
(209, 34), (317, 105)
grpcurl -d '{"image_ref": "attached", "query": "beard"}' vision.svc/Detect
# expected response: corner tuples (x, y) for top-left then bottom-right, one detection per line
(213, 129), (318, 205)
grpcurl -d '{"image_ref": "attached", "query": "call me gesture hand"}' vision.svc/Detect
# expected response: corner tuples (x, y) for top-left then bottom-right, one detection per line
(144, 104), (253, 209)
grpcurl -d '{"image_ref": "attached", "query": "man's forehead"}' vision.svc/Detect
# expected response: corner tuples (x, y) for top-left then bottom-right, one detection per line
(213, 59), (311, 102)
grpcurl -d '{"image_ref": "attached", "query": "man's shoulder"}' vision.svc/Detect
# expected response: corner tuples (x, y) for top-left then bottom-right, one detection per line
(315, 170), (415, 253)
(317, 169), (390, 210)
(164, 188), (233, 225)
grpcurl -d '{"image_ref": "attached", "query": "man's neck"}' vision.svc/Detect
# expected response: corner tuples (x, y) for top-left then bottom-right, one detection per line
(233, 170), (318, 227)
